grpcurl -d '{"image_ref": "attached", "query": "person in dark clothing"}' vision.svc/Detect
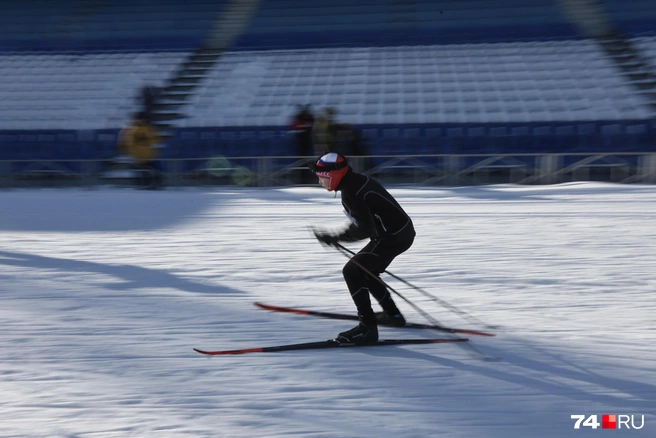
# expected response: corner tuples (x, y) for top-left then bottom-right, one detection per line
(140, 84), (159, 125)
(289, 105), (316, 184)
(312, 107), (339, 154)
(289, 104), (314, 157)
(310, 152), (416, 344)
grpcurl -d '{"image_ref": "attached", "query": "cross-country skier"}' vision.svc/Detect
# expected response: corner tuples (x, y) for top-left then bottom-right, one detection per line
(309, 152), (416, 344)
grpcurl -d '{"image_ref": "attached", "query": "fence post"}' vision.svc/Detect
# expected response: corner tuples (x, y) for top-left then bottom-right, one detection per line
(446, 155), (461, 185)
(638, 153), (656, 183)
(539, 154), (561, 184)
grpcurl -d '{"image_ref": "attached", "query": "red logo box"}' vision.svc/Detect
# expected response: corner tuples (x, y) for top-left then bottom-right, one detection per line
(602, 415), (617, 429)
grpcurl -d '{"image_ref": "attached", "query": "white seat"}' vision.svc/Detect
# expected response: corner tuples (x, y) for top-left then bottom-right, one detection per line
(7, 40), (649, 129)
(0, 50), (189, 129)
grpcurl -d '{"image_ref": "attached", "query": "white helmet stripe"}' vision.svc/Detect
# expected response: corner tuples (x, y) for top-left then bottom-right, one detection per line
(319, 152), (340, 163)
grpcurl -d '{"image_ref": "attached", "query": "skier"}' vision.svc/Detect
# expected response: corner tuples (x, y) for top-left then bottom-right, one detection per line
(309, 152), (416, 344)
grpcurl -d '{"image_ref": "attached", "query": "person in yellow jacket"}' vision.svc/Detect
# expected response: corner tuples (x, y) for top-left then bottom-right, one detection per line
(117, 112), (163, 188)
(118, 112), (161, 161)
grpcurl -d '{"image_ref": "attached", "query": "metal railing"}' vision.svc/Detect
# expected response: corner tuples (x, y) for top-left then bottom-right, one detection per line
(0, 153), (654, 188)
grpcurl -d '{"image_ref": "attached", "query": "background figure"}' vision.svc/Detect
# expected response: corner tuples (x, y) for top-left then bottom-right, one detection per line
(312, 107), (339, 154)
(139, 84), (159, 125)
(289, 104), (314, 156)
(117, 112), (163, 189)
(338, 125), (365, 156)
(337, 124), (368, 173)
(289, 104), (315, 184)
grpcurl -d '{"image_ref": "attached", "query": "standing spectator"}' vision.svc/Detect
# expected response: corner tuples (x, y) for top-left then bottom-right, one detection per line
(140, 84), (159, 125)
(337, 124), (368, 173)
(337, 124), (366, 156)
(117, 112), (163, 189)
(289, 104), (314, 157)
(312, 107), (339, 154)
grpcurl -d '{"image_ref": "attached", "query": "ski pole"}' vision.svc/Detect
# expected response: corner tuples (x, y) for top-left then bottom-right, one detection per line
(332, 243), (499, 361)
(331, 243), (445, 328)
(333, 242), (497, 330)
(309, 227), (444, 326)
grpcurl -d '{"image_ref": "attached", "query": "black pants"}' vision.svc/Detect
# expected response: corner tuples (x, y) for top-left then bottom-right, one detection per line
(135, 163), (163, 189)
(342, 236), (414, 325)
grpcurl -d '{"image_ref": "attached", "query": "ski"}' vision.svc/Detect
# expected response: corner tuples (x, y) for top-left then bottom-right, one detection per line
(194, 337), (469, 355)
(254, 302), (495, 337)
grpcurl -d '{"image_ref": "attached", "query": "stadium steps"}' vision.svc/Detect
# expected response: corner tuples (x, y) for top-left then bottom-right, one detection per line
(205, 0), (262, 50)
(154, 48), (224, 129)
(153, 0), (262, 130)
(596, 33), (656, 111)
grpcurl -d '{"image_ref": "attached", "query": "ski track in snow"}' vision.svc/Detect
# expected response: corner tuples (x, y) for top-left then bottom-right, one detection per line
(0, 183), (654, 437)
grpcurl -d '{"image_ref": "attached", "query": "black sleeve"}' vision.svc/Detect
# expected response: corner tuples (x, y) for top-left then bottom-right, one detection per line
(336, 222), (370, 242)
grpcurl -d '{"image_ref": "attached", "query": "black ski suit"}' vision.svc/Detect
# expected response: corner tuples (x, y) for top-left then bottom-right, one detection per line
(332, 169), (416, 325)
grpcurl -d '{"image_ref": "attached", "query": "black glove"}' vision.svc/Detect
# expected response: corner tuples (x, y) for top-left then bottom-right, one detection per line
(314, 230), (339, 247)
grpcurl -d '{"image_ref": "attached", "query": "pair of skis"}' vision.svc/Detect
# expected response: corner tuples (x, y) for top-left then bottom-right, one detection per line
(194, 302), (495, 356)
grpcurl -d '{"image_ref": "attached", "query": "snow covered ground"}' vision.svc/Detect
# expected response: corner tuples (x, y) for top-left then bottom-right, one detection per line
(0, 182), (654, 438)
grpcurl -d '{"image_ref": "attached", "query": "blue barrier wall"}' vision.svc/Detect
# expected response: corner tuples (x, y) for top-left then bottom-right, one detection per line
(1, 121), (654, 162)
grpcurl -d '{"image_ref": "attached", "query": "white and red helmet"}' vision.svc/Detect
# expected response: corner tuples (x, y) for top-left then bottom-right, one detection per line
(312, 152), (349, 191)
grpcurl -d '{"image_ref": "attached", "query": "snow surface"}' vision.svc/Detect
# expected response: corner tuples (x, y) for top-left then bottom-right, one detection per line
(0, 182), (655, 438)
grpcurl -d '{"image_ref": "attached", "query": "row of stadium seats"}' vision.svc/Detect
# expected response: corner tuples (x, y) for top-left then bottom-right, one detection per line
(0, 0), (653, 164)
(233, 0), (576, 49)
(5, 0), (653, 52)
(0, 0), (225, 51)
(0, 37), (653, 131)
(0, 51), (188, 130)
(183, 39), (655, 127)
(599, 0), (656, 35)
